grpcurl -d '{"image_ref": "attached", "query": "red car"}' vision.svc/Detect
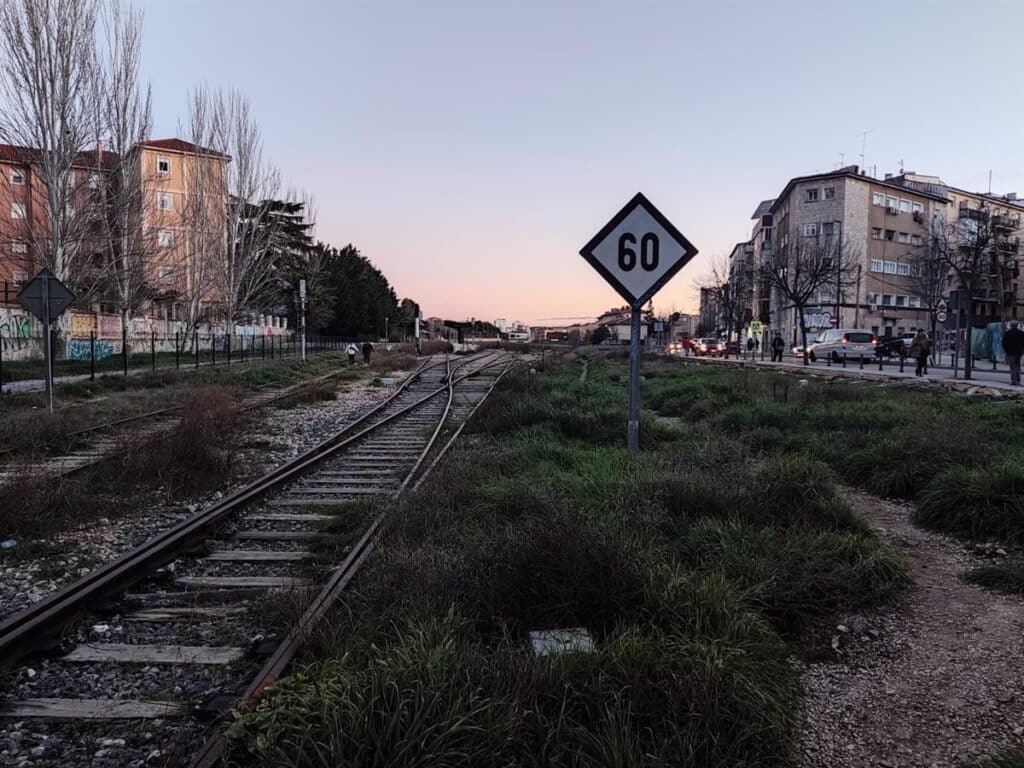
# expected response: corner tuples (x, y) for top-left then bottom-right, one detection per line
(694, 338), (721, 356)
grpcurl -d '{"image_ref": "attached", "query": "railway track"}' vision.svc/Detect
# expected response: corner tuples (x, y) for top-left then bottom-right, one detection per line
(0, 366), (368, 481)
(0, 349), (515, 767)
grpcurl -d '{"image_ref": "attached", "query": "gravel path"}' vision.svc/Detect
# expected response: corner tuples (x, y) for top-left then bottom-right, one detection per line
(0, 378), (397, 619)
(799, 489), (1024, 767)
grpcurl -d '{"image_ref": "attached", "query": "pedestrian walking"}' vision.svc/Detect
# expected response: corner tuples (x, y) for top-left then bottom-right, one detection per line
(346, 342), (358, 365)
(746, 337), (755, 358)
(362, 341), (373, 365)
(771, 332), (785, 363)
(908, 330), (931, 377)
(1003, 320), (1024, 386)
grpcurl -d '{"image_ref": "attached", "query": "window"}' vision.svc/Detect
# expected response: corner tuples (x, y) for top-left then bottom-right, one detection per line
(899, 199), (912, 213)
(871, 326), (880, 335)
(10, 170), (25, 185)
(883, 261), (897, 274)
(157, 193), (172, 211)
(911, 234), (922, 246)
(897, 232), (910, 244)
(873, 193), (885, 206)
(886, 196), (898, 209)
(802, 223), (818, 237)
(824, 187), (835, 200)
(87, 174), (100, 189)
(870, 259), (884, 273)
(912, 202), (924, 214)
(872, 227), (883, 240)
(884, 229), (895, 241)
(908, 296), (921, 308)
(157, 229), (174, 247)
(869, 294), (881, 305)
(896, 263), (911, 276)
(821, 221), (835, 237)
(10, 202), (25, 219)
(895, 296), (906, 307)
(11, 241), (27, 254)
(157, 156), (170, 175)
(806, 188), (820, 202)
(882, 294), (894, 306)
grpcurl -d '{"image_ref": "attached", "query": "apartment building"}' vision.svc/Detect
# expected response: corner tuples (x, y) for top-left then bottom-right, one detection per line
(0, 138), (227, 319)
(135, 138), (229, 320)
(752, 166), (947, 344)
(893, 172), (1022, 325)
(0, 144), (114, 301)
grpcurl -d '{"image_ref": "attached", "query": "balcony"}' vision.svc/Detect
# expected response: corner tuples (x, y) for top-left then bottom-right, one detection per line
(958, 207), (984, 221)
(997, 237), (1020, 254)
(993, 214), (1019, 231)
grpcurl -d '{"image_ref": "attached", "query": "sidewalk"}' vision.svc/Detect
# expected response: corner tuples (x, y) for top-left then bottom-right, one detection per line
(675, 352), (1024, 395)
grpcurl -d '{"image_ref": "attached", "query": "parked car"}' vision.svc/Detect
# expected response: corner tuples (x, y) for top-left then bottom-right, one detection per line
(875, 336), (906, 359)
(723, 340), (741, 356)
(694, 338), (721, 356)
(897, 332), (917, 350)
(806, 328), (877, 362)
(792, 344), (805, 358)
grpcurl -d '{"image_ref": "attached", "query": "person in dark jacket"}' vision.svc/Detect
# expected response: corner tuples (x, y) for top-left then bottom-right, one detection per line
(770, 333), (785, 362)
(908, 331), (931, 377)
(362, 341), (373, 365)
(1003, 320), (1024, 385)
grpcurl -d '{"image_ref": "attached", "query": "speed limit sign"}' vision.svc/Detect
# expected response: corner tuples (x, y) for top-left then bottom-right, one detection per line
(936, 310), (948, 322)
(579, 192), (698, 306)
(580, 193), (698, 456)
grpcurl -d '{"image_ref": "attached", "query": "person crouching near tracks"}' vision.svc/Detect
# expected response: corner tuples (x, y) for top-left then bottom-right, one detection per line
(362, 341), (373, 365)
(346, 342), (358, 365)
(770, 332), (785, 363)
(1003, 320), (1024, 386)
(908, 330), (931, 377)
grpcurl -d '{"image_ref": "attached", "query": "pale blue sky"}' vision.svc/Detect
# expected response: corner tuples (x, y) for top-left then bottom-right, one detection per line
(140, 0), (1023, 323)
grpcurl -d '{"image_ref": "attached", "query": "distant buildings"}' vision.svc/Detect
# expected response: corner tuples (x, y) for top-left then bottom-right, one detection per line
(723, 165), (1023, 345)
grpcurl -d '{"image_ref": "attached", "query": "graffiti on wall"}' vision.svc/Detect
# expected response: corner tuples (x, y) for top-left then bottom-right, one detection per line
(71, 313), (97, 338)
(0, 313), (33, 340)
(67, 338), (119, 361)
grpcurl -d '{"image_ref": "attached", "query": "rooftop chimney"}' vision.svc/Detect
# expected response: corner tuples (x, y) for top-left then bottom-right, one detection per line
(884, 173), (893, 180)
(1008, 193), (1017, 201)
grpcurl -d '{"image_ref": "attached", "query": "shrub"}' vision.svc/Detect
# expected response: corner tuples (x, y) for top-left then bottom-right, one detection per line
(963, 561), (1024, 596)
(915, 457), (1024, 543)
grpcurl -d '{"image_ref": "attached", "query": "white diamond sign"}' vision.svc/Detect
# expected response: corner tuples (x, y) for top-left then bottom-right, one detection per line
(580, 193), (698, 307)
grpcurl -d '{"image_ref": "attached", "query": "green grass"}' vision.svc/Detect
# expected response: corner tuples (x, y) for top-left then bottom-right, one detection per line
(963, 561), (1024, 595)
(641, 362), (1024, 544)
(962, 750), (1024, 768)
(224, 360), (907, 767)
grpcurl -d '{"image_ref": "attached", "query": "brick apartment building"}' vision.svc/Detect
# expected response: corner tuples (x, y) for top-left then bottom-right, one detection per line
(0, 138), (228, 321)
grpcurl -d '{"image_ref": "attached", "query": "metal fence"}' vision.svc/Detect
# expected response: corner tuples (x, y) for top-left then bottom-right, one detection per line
(0, 332), (363, 386)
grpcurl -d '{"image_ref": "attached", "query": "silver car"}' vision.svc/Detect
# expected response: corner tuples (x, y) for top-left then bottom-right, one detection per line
(807, 328), (877, 362)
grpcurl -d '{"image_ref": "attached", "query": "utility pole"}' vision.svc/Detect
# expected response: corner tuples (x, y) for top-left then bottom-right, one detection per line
(298, 279), (307, 362)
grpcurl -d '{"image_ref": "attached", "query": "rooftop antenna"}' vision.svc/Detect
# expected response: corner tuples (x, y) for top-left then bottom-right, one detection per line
(858, 129), (875, 173)
(988, 170), (992, 194)
(837, 152), (845, 169)
(898, 158), (904, 174)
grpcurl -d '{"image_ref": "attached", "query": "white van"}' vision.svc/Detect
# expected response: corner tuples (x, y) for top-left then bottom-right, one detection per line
(806, 328), (877, 362)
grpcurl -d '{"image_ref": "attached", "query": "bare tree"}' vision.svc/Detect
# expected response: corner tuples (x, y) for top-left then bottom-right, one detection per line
(696, 253), (746, 356)
(174, 91), (227, 348)
(0, 0), (102, 291)
(904, 234), (949, 361)
(189, 87), (283, 328)
(93, 0), (155, 344)
(926, 206), (1019, 380)
(760, 228), (861, 365)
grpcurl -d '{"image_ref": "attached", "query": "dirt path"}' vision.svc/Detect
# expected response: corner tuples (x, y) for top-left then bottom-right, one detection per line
(798, 489), (1024, 767)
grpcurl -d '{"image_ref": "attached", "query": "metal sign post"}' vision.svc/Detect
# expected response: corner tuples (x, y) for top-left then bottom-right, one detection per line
(580, 193), (698, 455)
(298, 279), (307, 363)
(17, 269), (75, 414)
